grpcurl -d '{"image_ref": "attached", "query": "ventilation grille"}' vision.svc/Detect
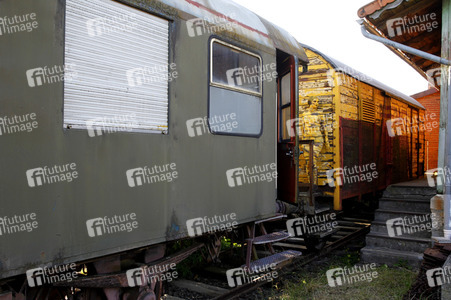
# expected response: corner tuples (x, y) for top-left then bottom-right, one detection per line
(361, 98), (375, 123)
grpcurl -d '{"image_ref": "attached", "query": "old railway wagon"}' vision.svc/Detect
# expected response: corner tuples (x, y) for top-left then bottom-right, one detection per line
(0, 0), (310, 298)
(296, 45), (426, 213)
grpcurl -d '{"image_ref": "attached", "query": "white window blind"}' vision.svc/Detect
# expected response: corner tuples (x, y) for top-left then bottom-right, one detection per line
(64, 0), (169, 134)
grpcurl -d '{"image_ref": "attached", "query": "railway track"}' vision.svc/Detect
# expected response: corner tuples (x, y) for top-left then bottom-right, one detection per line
(164, 217), (371, 300)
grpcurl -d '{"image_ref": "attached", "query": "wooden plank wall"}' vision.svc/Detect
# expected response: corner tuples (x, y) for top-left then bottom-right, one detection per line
(298, 49), (336, 186)
(298, 48), (425, 207)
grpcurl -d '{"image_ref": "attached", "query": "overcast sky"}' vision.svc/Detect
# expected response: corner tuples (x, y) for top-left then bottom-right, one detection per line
(232, 0), (430, 97)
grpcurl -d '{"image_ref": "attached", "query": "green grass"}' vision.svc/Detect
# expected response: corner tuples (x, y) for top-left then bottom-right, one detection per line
(269, 252), (418, 300)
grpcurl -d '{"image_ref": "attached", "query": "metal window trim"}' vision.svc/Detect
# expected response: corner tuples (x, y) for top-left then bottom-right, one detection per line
(210, 38), (263, 96)
(208, 86), (263, 138)
(210, 82), (262, 98)
(207, 37), (264, 138)
(67, 125), (165, 135)
(278, 68), (293, 143)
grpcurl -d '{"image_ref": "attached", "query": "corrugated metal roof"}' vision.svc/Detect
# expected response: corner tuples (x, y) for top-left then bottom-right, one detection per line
(301, 44), (425, 110)
(158, 0), (309, 62)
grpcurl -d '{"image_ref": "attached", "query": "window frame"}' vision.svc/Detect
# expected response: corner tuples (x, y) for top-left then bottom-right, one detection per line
(209, 38), (263, 97)
(279, 70), (293, 142)
(63, 0), (172, 135)
(208, 37), (264, 138)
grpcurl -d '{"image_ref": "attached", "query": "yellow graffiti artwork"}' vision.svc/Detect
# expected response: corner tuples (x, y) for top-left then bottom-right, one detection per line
(299, 98), (331, 184)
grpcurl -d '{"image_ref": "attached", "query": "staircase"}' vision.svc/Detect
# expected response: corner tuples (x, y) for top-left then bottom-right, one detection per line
(243, 215), (302, 273)
(360, 181), (436, 268)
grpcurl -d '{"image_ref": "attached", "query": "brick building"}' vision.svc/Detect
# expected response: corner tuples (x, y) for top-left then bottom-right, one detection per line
(411, 88), (441, 170)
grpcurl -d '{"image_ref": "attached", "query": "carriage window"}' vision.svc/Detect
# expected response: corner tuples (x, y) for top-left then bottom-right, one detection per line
(281, 73), (291, 140)
(209, 39), (262, 136)
(211, 42), (262, 94)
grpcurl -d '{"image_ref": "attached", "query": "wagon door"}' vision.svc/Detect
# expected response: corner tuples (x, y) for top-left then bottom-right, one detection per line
(277, 53), (298, 203)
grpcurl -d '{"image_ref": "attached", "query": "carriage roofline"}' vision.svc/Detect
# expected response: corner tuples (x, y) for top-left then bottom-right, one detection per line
(157, 0), (309, 63)
(301, 43), (425, 110)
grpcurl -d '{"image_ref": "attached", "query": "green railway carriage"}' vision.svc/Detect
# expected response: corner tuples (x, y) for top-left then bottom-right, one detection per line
(0, 0), (308, 297)
(0, 1), (428, 298)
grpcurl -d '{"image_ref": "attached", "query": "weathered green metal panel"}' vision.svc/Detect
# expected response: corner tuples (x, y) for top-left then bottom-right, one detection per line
(0, 0), (278, 279)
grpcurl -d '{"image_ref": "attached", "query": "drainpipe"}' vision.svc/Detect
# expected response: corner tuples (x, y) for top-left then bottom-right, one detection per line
(294, 56), (300, 210)
(358, 18), (451, 238)
(444, 66), (451, 239)
(442, 0), (451, 239)
(358, 21), (451, 66)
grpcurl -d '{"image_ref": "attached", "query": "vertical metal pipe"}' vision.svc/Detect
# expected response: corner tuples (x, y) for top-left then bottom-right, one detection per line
(294, 57), (300, 209)
(443, 67), (451, 237)
(442, 0), (451, 238)
(443, 65), (451, 237)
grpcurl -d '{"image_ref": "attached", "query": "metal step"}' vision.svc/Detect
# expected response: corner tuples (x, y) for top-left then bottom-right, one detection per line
(242, 250), (302, 273)
(249, 231), (290, 245)
(254, 214), (286, 224)
(286, 237), (304, 243)
(272, 242), (307, 251)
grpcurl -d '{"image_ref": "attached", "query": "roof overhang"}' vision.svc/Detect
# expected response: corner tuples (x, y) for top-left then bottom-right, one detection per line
(357, 0), (442, 87)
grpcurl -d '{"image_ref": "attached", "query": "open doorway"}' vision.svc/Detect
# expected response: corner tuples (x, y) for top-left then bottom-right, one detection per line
(277, 51), (298, 204)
